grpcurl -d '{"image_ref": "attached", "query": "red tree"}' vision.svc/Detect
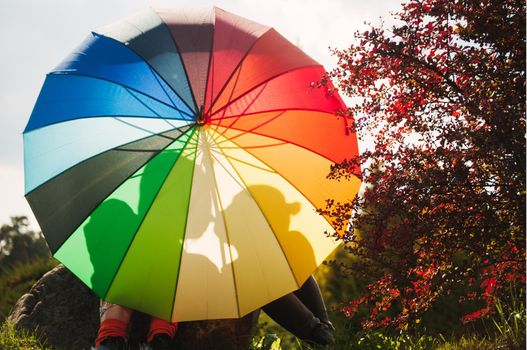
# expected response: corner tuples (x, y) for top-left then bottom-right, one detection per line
(320, 0), (525, 330)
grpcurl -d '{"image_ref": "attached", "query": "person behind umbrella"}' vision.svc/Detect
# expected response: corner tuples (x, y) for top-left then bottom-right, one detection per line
(90, 177), (334, 349)
(263, 275), (336, 346)
(229, 186), (336, 346)
(86, 199), (177, 350)
(93, 301), (177, 350)
(87, 151), (183, 350)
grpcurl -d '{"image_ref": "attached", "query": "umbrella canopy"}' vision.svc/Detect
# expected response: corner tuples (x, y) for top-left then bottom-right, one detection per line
(23, 7), (361, 322)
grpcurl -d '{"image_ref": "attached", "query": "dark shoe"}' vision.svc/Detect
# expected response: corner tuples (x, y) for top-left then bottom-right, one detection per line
(148, 333), (173, 350)
(309, 321), (336, 346)
(92, 336), (129, 350)
(322, 320), (335, 331)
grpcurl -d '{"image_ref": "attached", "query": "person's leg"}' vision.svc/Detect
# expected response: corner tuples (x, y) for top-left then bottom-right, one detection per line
(100, 301), (134, 322)
(147, 317), (178, 342)
(262, 276), (335, 345)
(294, 276), (332, 326)
(262, 292), (319, 340)
(94, 301), (133, 348)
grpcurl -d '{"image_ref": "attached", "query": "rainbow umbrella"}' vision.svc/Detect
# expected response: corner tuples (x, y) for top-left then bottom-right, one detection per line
(23, 7), (361, 322)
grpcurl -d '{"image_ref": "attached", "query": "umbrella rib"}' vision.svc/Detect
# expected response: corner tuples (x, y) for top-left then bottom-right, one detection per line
(209, 108), (340, 121)
(207, 142), (285, 302)
(203, 128), (242, 318)
(153, 10), (200, 113)
(210, 128), (340, 242)
(97, 21), (198, 114)
(26, 123), (193, 197)
(124, 86), (188, 120)
(206, 128), (300, 289)
(207, 145), (277, 316)
(49, 126), (195, 259)
(203, 26), (272, 117)
(211, 123), (346, 165)
(211, 68), (242, 125)
(207, 146), (276, 174)
(202, 10), (216, 116)
(209, 64), (322, 119)
(148, 65), (195, 116)
(102, 127), (198, 301)
(25, 113), (194, 135)
(207, 150), (248, 190)
(168, 128), (200, 321)
(49, 72), (194, 118)
(111, 117), (186, 136)
(160, 118), (184, 129)
(208, 110), (286, 142)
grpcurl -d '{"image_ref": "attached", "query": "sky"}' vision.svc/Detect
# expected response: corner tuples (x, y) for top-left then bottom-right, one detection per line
(0, 0), (401, 230)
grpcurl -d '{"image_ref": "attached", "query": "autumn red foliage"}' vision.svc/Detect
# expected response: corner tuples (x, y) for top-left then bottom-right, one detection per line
(320, 0), (525, 330)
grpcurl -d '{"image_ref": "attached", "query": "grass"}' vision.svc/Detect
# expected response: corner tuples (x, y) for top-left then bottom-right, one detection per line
(1, 308), (524, 350)
(250, 330), (524, 350)
(0, 321), (53, 350)
(489, 286), (526, 349)
(250, 288), (526, 350)
(0, 257), (523, 350)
